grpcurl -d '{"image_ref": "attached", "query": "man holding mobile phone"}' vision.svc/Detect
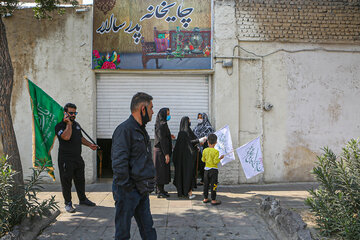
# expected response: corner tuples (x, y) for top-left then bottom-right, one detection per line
(55, 103), (98, 213)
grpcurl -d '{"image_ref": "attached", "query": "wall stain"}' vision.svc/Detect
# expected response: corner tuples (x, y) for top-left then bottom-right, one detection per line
(1, 9), (71, 154)
(4, 8), (69, 118)
(283, 146), (317, 181)
(328, 99), (342, 123)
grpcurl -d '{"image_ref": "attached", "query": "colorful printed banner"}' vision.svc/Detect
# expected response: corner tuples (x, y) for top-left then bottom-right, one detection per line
(92, 0), (212, 70)
(215, 125), (235, 166)
(236, 137), (264, 179)
(27, 79), (64, 180)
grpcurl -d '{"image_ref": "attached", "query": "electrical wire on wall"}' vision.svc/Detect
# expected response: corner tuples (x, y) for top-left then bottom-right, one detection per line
(215, 45), (360, 76)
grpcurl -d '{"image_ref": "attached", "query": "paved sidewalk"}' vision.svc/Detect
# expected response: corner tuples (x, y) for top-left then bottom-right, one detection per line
(36, 182), (317, 240)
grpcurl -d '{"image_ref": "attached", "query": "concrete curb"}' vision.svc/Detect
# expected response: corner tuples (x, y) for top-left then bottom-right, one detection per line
(1, 209), (60, 240)
(258, 196), (313, 240)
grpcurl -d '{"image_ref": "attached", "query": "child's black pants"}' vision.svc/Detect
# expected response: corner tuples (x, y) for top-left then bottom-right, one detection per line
(203, 169), (218, 200)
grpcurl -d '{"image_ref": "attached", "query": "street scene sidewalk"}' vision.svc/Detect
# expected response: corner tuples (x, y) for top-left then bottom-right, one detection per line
(36, 182), (318, 240)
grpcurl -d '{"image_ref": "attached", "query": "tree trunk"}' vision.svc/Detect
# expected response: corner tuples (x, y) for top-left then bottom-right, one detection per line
(0, 16), (24, 186)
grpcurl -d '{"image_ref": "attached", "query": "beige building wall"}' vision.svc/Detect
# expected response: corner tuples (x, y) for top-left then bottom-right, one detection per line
(3, 1), (360, 185)
(237, 42), (360, 183)
(212, 0), (240, 184)
(213, 0), (360, 183)
(3, 8), (96, 183)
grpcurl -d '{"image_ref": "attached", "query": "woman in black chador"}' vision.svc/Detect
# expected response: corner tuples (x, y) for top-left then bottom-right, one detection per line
(173, 116), (206, 199)
(154, 108), (173, 198)
(193, 113), (215, 185)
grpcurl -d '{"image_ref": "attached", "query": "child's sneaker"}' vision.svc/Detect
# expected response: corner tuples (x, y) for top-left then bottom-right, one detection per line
(65, 202), (76, 213)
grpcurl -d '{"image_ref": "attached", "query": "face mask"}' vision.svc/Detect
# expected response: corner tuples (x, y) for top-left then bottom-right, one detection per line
(141, 106), (150, 126)
(166, 115), (171, 121)
(197, 119), (203, 124)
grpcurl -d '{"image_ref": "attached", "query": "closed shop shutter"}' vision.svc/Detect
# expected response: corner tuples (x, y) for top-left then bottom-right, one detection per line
(96, 74), (210, 139)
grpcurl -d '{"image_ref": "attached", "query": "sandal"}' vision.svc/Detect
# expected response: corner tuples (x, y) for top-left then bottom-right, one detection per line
(211, 200), (222, 205)
(203, 199), (210, 203)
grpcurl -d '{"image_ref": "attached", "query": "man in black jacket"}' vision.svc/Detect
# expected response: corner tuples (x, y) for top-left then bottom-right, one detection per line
(111, 92), (156, 240)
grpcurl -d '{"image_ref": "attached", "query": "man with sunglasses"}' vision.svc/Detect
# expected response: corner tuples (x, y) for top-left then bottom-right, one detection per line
(55, 103), (98, 213)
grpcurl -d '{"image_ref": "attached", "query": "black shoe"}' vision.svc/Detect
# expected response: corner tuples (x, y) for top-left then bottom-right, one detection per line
(80, 198), (96, 206)
(163, 192), (170, 197)
(157, 192), (169, 198)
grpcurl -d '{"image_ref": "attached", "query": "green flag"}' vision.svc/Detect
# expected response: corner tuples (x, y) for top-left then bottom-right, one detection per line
(27, 79), (64, 180)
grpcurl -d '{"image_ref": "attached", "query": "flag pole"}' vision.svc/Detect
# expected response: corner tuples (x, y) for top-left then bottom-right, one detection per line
(80, 127), (100, 149)
(223, 149), (235, 156)
(80, 127), (104, 178)
(195, 149), (199, 181)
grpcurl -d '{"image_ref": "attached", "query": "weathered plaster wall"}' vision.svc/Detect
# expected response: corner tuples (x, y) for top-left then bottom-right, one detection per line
(213, 0), (240, 184)
(3, 8), (96, 183)
(213, 1), (360, 183)
(237, 42), (360, 183)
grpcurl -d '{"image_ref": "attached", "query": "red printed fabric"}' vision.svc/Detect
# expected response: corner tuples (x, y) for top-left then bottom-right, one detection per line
(154, 38), (169, 52)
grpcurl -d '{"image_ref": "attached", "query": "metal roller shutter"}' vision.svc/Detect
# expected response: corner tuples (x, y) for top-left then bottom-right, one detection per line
(96, 74), (210, 139)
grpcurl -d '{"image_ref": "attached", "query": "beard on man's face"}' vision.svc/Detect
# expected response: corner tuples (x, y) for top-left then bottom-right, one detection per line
(70, 116), (76, 122)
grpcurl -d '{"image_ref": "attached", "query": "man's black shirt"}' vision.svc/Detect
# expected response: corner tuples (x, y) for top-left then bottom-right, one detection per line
(55, 120), (83, 159)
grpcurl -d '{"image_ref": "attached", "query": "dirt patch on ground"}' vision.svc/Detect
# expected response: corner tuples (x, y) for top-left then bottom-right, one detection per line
(291, 208), (337, 240)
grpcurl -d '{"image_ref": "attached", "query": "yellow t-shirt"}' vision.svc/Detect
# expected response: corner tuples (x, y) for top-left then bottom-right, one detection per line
(202, 148), (220, 169)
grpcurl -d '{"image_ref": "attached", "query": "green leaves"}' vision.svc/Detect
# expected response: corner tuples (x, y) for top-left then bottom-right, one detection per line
(0, 156), (59, 237)
(0, 0), (18, 16)
(1, 0), (78, 18)
(306, 139), (360, 239)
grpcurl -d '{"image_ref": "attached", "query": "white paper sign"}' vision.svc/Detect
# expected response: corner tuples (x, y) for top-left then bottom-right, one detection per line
(236, 137), (264, 179)
(214, 125), (235, 166)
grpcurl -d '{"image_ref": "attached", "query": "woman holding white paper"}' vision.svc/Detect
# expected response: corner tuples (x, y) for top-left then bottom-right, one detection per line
(193, 113), (215, 185)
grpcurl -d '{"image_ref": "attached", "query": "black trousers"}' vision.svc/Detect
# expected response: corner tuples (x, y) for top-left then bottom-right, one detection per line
(58, 157), (86, 204)
(203, 169), (218, 200)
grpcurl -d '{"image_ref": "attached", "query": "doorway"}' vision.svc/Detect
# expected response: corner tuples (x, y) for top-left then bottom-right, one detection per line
(97, 138), (113, 178)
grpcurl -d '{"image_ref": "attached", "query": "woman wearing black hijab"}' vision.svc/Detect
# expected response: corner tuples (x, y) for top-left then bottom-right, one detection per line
(154, 108), (173, 198)
(173, 116), (207, 199)
(193, 113), (215, 185)
(194, 113), (215, 138)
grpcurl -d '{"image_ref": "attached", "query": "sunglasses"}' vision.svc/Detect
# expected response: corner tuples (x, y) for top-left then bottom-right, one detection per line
(68, 112), (78, 116)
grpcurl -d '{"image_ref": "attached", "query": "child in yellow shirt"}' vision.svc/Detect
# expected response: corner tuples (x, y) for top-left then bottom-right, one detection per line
(202, 134), (224, 205)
